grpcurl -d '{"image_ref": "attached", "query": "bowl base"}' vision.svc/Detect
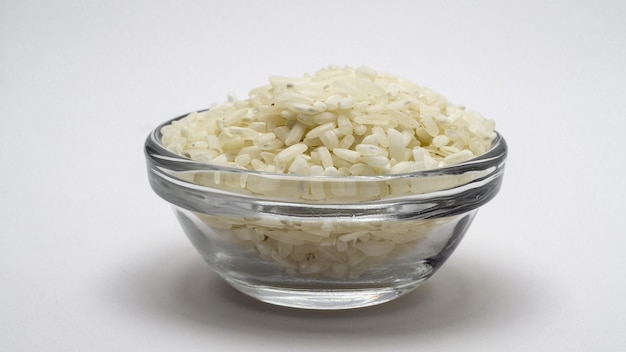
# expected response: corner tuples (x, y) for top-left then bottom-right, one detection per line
(222, 276), (427, 310)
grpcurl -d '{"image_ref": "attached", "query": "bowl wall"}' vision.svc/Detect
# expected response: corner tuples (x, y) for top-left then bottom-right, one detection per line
(174, 205), (477, 309)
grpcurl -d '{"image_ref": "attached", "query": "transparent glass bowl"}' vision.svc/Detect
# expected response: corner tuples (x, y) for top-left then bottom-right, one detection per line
(144, 114), (507, 310)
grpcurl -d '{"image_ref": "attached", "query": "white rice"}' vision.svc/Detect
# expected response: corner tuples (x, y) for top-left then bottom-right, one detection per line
(163, 65), (498, 278)
(161, 65), (496, 177)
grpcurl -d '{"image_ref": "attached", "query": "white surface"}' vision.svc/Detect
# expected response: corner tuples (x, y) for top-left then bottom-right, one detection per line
(1, 0), (625, 350)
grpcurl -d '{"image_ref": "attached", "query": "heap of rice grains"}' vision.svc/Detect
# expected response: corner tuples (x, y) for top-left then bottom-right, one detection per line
(161, 65), (496, 178)
(161, 66), (497, 278)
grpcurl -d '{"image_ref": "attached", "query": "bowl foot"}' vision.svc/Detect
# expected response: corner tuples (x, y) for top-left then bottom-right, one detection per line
(222, 276), (427, 310)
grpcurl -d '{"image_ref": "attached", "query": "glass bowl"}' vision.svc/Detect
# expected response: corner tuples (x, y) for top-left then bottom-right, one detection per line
(144, 113), (507, 310)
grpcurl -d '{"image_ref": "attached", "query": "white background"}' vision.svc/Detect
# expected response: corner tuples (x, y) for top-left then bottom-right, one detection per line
(2, 0), (625, 350)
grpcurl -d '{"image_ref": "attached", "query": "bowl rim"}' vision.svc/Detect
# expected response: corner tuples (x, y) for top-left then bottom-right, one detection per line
(145, 110), (507, 181)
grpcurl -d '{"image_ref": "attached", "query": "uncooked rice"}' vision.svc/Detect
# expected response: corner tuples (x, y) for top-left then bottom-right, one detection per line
(161, 65), (496, 176)
(160, 65), (497, 278)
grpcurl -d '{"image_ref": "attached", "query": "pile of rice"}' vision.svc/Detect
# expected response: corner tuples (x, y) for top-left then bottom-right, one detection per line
(161, 65), (495, 176)
(161, 66), (497, 278)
